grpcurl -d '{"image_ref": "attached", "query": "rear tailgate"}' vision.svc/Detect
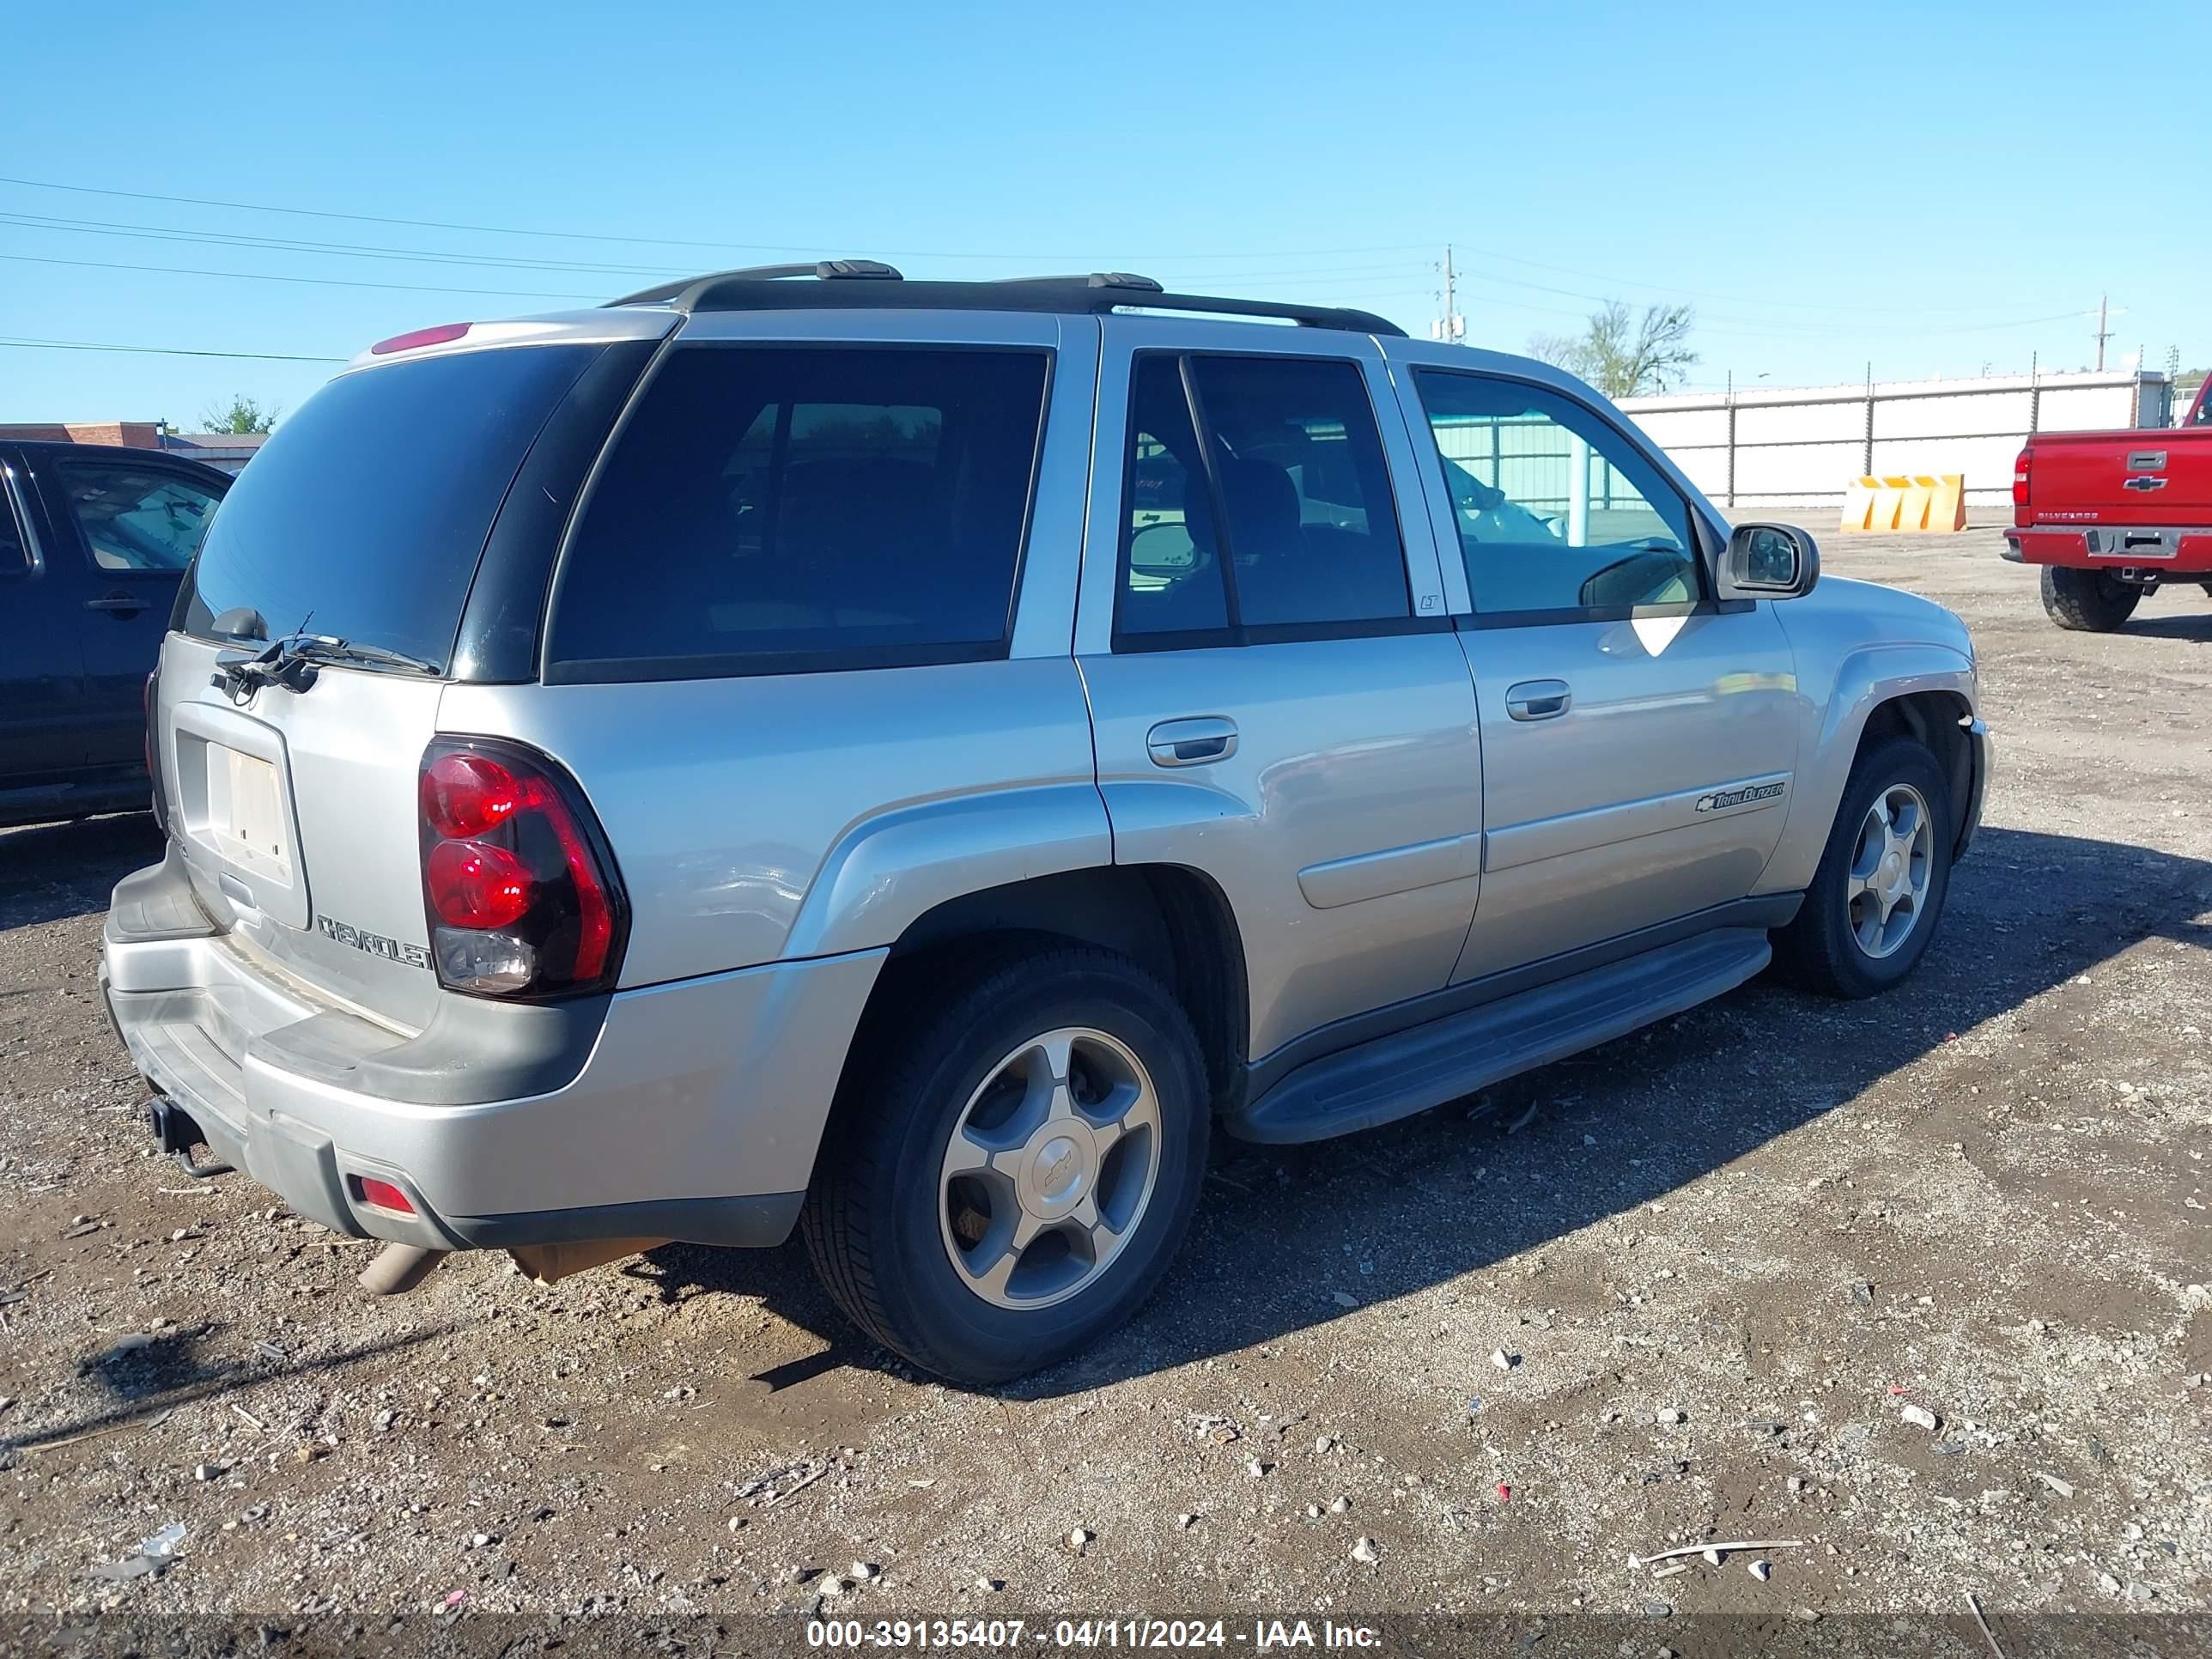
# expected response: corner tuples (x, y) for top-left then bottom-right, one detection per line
(159, 639), (452, 1028)
(155, 324), (661, 1032)
(2027, 429), (2212, 526)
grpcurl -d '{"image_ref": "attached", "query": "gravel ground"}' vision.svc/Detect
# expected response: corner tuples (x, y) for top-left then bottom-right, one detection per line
(0, 529), (2206, 1644)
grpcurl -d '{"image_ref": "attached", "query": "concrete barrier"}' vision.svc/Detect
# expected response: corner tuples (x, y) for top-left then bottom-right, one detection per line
(1838, 474), (1967, 532)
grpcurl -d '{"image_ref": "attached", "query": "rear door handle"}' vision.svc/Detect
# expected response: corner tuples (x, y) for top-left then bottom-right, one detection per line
(1146, 716), (1238, 767)
(1504, 679), (1572, 721)
(85, 592), (148, 615)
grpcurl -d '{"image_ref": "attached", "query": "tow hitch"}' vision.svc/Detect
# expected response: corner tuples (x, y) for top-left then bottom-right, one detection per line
(148, 1094), (234, 1180)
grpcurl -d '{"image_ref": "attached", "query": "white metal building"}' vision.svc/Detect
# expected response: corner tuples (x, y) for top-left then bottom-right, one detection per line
(1618, 370), (2171, 514)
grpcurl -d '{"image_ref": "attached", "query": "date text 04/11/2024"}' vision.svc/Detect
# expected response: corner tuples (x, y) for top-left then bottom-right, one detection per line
(803, 1620), (1384, 1650)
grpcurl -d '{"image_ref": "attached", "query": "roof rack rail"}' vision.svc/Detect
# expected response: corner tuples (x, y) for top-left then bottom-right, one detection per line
(606, 259), (902, 309)
(604, 264), (1405, 337)
(989, 271), (1165, 292)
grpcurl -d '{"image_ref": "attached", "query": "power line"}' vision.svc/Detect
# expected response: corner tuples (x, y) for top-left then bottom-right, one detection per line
(1445, 236), (2066, 317)
(0, 211), (1441, 295)
(0, 252), (602, 302)
(1448, 263), (2086, 340)
(0, 337), (346, 363)
(0, 243), (1429, 313)
(0, 173), (2091, 327)
(1163, 260), (1430, 287)
(0, 211), (682, 277)
(0, 173), (1435, 263)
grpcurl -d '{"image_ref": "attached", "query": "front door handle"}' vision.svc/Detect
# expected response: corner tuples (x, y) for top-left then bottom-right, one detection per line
(1146, 716), (1238, 767)
(1504, 679), (1572, 721)
(85, 592), (148, 616)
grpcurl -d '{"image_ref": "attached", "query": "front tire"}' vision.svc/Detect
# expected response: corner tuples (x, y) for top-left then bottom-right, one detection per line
(802, 944), (1209, 1385)
(1772, 736), (1954, 999)
(2041, 565), (2140, 632)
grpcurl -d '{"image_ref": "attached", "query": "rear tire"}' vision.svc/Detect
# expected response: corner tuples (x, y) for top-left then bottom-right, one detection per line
(2040, 565), (2140, 631)
(801, 943), (1209, 1385)
(1772, 736), (1953, 1000)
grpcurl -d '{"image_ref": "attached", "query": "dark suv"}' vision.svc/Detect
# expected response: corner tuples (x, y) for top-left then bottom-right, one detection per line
(1, 441), (231, 827)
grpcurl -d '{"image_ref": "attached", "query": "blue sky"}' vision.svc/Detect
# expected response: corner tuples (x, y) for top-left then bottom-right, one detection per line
(3, 0), (2204, 425)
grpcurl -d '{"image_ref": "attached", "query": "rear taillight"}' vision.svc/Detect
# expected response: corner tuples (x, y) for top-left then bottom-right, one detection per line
(143, 671), (169, 834)
(2012, 447), (2033, 526)
(417, 738), (626, 999)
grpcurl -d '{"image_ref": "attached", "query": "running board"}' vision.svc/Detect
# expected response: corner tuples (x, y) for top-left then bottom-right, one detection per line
(1226, 927), (1772, 1144)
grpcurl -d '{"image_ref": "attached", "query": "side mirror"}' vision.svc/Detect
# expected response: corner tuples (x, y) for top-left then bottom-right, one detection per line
(1721, 521), (1820, 599)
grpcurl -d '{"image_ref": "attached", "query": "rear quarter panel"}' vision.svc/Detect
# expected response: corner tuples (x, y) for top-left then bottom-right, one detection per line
(438, 660), (1109, 986)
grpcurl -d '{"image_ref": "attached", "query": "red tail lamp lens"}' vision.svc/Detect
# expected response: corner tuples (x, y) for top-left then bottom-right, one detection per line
(416, 738), (626, 1000)
(426, 838), (536, 929)
(421, 752), (522, 839)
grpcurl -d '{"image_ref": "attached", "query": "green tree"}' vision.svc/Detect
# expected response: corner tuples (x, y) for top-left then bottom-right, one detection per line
(201, 393), (281, 434)
(1529, 301), (1698, 399)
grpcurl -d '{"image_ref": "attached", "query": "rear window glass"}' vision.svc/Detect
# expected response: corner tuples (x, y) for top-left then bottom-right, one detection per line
(547, 345), (1048, 682)
(180, 344), (600, 670)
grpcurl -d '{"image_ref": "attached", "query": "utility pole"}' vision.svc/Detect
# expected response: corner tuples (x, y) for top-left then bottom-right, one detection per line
(1433, 246), (1463, 343)
(1723, 370), (1736, 509)
(2094, 294), (2112, 372)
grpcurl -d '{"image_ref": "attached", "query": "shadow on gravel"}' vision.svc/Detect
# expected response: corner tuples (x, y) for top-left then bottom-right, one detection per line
(2119, 609), (2212, 643)
(0, 812), (160, 929)
(3, 1325), (444, 1455)
(647, 824), (2212, 1396)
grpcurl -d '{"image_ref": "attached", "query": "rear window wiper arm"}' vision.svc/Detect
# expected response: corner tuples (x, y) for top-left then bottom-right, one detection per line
(210, 632), (441, 700)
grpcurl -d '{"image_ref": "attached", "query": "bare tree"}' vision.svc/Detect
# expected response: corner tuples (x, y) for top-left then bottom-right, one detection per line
(1528, 301), (1698, 399)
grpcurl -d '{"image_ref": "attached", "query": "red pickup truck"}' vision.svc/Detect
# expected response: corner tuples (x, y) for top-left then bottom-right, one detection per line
(2003, 376), (2212, 630)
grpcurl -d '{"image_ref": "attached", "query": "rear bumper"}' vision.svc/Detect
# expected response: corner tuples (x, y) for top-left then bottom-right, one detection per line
(100, 844), (882, 1251)
(2002, 525), (2212, 573)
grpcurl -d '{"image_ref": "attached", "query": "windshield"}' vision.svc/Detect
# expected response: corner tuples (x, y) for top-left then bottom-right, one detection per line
(179, 343), (602, 672)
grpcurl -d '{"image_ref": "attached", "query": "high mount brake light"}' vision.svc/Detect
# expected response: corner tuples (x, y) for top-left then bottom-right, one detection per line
(371, 322), (471, 356)
(416, 739), (625, 999)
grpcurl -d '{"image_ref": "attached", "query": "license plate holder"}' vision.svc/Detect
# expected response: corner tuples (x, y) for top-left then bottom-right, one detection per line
(204, 744), (291, 880)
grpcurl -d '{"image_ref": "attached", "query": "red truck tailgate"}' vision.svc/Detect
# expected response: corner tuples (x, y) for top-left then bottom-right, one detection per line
(2026, 430), (2212, 526)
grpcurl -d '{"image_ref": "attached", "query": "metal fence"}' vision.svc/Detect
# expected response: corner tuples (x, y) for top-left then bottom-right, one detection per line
(1618, 368), (2172, 511)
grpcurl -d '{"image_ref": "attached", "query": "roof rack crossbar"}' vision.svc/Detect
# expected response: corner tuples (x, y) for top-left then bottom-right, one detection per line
(989, 271), (1166, 293)
(606, 259), (904, 309)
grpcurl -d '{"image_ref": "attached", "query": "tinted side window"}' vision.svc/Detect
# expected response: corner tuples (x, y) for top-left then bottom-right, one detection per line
(1118, 357), (1230, 638)
(550, 346), (1048, 680)
(58, 464), (222, 574)
(1115, 354), (1410, 643)
(1415, 372), (1698, 616)
(1191, 356), (1409, 629)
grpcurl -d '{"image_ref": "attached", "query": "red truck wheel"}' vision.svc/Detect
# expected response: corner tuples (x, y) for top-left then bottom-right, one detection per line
(2040, 566), (2140, 633)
